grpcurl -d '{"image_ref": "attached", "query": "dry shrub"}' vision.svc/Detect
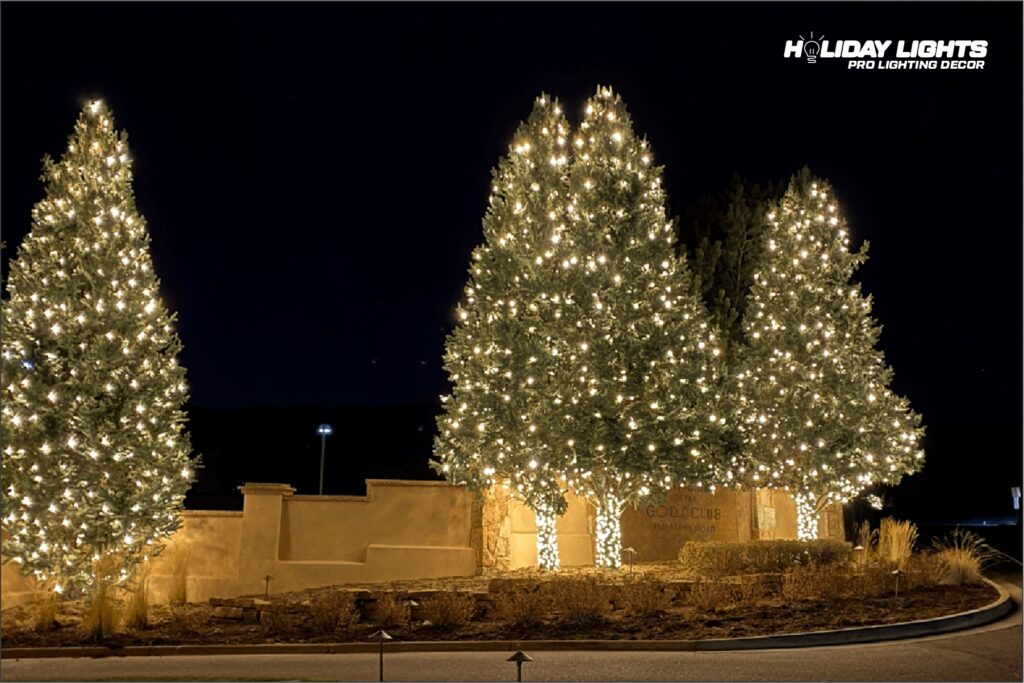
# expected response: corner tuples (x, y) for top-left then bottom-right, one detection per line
(729, 574), (770, 604)
(678, 539), (852, 577)
(421, 592), (476, 629)
(904, 552), (946, 589)
(32, 590), (60, 633)
(854, 521), (878, 565)
(493, 587), (548, 628)
(788, 564), (851, 601)
(166, 547), (191, 605)
(373, 593), (410, 628)
(932, 529), (996, 586)
(878, 518), (917, 569)
(81, 581), (118, 641)
(547, 577), (612, 626)
(844, 564), (893, 598)
(310, 590), (360, 635)
(123, 562), (152, 631)
(687, 579), (733, 612)
(167, 603), (207, 632)
(619, 577), (673, 617)
(259, 605), (300, 638)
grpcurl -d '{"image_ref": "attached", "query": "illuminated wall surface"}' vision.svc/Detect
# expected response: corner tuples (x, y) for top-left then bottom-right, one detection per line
(1, 481), (841, 607)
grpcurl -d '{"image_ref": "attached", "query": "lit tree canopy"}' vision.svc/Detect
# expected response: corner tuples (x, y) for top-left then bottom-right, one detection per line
(733, 169), (924, 539)
(1, 100), (196, 595)
(432, 94), (573, 568)
(435, 87), (728, 570)
(551, 87), (727, 567)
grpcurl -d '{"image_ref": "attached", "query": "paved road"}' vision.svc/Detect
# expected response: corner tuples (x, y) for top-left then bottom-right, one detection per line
(4, 578), (1020, 682)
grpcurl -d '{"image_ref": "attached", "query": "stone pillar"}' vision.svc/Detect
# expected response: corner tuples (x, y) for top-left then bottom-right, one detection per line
(237, 483), (294, 596)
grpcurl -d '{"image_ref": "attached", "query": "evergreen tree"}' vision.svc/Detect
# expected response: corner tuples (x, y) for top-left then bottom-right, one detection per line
(680, 174), (783, 350)
(733, 169), (924, 539)
(1, 101), (196, 596)
(433, 95), (573, 569)
(553, 87), (725, 567)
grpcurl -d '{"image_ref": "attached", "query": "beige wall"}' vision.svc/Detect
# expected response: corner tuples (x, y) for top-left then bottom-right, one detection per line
(2, 480), (847, 609)
(499, 487), (846, 567)
(2, 480), (478, 608)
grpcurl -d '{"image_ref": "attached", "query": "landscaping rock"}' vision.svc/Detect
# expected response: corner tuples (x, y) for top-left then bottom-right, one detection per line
(210, 606), (243, 620)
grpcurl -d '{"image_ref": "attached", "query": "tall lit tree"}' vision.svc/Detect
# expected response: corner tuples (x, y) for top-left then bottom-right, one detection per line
(433, 95), (573, 569)
(733, 169), (924, 539)
(1, 100), (196, 596)
(552, 87), (726, 567)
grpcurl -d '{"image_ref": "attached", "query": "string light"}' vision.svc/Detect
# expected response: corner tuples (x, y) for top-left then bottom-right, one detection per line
(1, 99), (196, 596)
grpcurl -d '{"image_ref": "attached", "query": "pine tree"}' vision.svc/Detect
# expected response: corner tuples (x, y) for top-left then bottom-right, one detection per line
(680, 174), (783, 350)
(432, 95), (573, 569)
(1, 101), (196, 596)
(553, 87), (725, 567)
(733, 169), (924, 539)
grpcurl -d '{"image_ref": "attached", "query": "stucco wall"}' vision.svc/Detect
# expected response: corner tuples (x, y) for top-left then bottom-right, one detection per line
(2, 480), (846, 609)
(2, 480), (478, 608)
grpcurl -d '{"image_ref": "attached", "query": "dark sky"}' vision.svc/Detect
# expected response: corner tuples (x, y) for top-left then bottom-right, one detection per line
(2, 2), (1021, 432)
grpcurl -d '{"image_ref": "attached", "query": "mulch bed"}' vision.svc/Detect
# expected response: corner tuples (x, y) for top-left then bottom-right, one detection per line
(0, 566), (999, 648)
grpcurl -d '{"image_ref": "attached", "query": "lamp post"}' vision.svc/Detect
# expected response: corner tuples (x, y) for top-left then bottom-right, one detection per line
(317, 423), (333, 495)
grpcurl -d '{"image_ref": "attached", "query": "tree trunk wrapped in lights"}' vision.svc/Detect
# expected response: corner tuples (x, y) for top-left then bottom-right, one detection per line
(1, 101), (197, 597)
(432, 95), (573, 569)
(733, 169), (925, 539)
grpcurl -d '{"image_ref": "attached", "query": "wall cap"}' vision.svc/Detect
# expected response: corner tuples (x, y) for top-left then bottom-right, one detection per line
(181, 510), (244, 517)
(237, 483), (296, 496)
(366, 479), (466, 489)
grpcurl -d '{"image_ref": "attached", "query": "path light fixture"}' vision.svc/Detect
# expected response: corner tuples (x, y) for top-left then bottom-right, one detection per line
(623, 547), (637, 576)
(892, 568), (904, 599)
(317, 423), (333, 495)
(507, 651), (533, 682)
(369, 629), (392, 681)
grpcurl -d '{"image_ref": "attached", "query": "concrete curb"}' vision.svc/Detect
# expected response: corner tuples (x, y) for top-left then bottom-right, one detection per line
(2, 579), (1012, 659)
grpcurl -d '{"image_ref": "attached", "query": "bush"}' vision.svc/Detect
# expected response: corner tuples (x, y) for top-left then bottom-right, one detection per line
(421, 592), (476, 629)
(932, 529), (996, 586)
(781, 564), (850, 601)
(123, 564), (151, 631)
(372, 593), (410, 628)
(259, 605), (300, 638)
(904, 552), (946, 589)
(493, 587), (548, 628)
(619, 577), (674, 617)
(33, 591), (60, 633)
(686, 579), (733, 612)
(678, 539), (852, 577)
(878, 518), (918, 568)
(310, 590), (360, 635)
(546, 577), (612, 626)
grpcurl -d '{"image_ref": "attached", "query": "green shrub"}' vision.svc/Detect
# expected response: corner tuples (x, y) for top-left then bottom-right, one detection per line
(678, 539), (852, 577)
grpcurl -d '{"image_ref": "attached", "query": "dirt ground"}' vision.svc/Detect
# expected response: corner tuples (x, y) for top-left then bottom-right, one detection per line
(0, 564), (998, 648)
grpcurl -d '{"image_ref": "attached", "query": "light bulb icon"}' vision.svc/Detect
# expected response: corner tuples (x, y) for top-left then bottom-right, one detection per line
(800, 32), (825, 64)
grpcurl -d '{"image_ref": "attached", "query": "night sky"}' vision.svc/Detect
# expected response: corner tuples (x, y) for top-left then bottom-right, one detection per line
(2, 3), (1021, 516)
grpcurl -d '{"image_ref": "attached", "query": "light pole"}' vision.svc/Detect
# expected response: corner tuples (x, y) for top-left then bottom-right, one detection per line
(317, 423), (333, 495)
